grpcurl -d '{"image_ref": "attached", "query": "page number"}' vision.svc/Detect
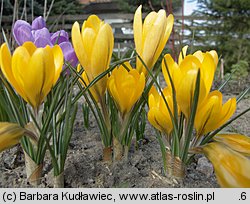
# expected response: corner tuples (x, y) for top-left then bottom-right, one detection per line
(240, 192), (246, 200)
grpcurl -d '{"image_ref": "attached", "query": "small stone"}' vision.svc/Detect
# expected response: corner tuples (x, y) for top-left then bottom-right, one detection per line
(196, 157), (214, 178)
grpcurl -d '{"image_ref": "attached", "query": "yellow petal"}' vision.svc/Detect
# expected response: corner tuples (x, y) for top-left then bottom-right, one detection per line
(121, 61), (133, 71)
(51, 45), (63, 85)
(148, 107), (173, 135)
(218, 97), (236, 127)
(81, 27), (96, 64)
(0, 122), (25, 152)
(153, 13), (174, 68)
(0, 43), (26, 100)
(177, 56), (207, 118)
(148, 87), (159, 108)
(22, 41), (37, 56)
(11, 46), (31, 102)
(42, 46), (56, 98)
(85, 15), (102, 31)
(195, 91), (222, 135)
(214, 134), (250, 156)
(91, 23), (114, 78)
(200, 52), (216, 95)
(72, 21), (87, 68)
(176, 68), (197, 118)
(133, 5), (143, 57)
(193, 50), (204, 62)
(148, 108), (163, 132)
(162, 54), (180, 88)
(90, 23), (113, 98)
(108, 75), (122, 109)
(202, 142), (250, 187)
(209, 50), (218, 68)
(24, 48), (46, 108)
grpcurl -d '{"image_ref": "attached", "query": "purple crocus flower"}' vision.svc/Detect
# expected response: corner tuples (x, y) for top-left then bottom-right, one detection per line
(13, 16), (78, 68)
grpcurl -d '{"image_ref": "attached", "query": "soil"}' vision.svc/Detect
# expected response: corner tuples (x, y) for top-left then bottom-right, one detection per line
(0, 81), (249, 188)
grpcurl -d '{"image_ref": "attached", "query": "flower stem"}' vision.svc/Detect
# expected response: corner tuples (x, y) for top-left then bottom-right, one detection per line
(113, 136), (123, 161)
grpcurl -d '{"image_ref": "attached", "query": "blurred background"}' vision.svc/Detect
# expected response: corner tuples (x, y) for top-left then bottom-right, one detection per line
(0, 0), (249, 81)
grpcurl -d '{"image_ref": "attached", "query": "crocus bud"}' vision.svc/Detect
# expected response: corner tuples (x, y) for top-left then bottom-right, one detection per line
(72, 15), (114, 102)
(133, 5), (174, 74)
(108, 62), (145, 116)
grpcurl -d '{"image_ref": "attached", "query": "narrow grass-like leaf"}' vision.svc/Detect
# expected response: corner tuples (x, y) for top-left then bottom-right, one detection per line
(156, 131), (167, 174)
(237, 87), (250, 103)
(218, 69), (236, 91)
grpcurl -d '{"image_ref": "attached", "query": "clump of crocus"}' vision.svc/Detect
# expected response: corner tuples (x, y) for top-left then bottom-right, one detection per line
(0, 42), (63, 111)
(108, 62), (145, 160)
(13, 16), (78, 67)
(147, 46), (239, 181)
(72, 14), (114, 161)
(134, 5), (174, 74)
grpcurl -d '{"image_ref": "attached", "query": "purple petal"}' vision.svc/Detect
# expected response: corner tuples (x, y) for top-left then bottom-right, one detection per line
(33, 27), (51, 39)
(13, 20), (33, 45)
(34, 37), (53, 48)
(32, 16), (46, 30)
(51, 30), (69, 45)
(60, 42), (78, 67)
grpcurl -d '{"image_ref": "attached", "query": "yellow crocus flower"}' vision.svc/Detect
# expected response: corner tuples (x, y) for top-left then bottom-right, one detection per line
(195, 91), (236, 136)
(0, 42), (63, 109)
(148, 86), (174, 135)
(214, 134), (250, 156)
(0, 122), (25, 152)
(108, 62), (145, 116)
(202, 142), (250, 187)
(72, 15), (114, 102)
(133, 5), (174, 75)
(162, 47), (217, 118)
